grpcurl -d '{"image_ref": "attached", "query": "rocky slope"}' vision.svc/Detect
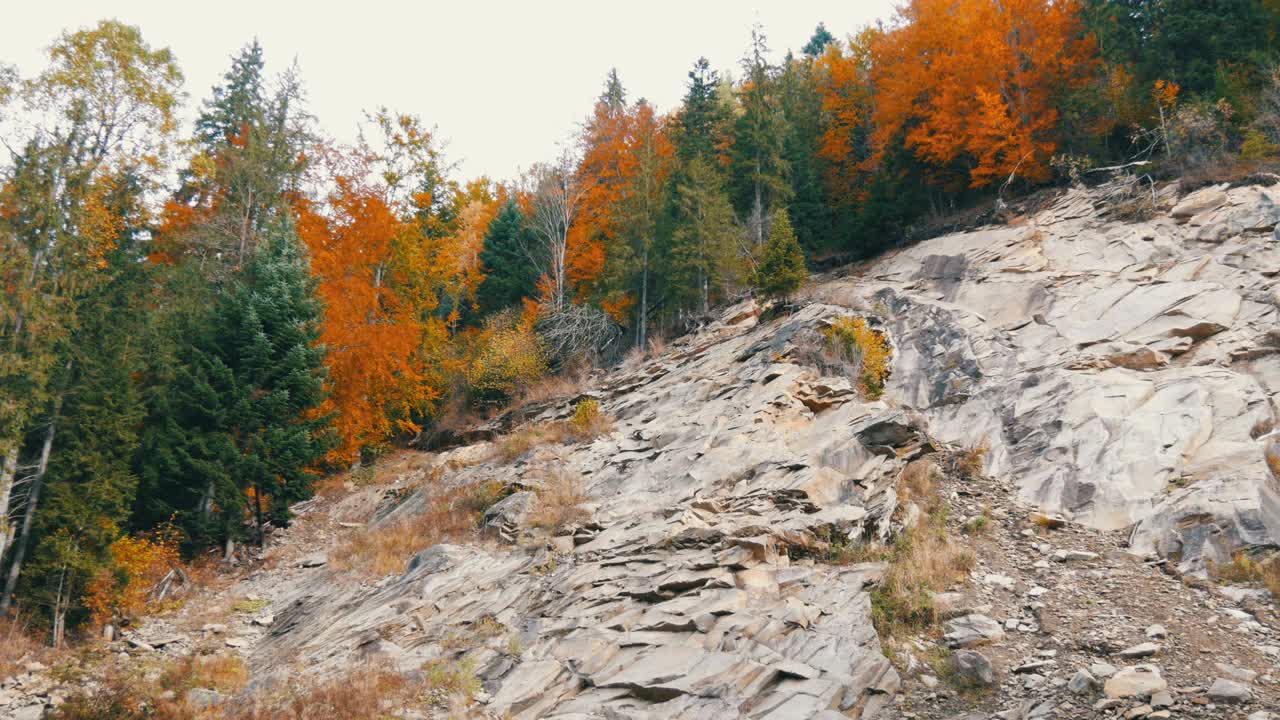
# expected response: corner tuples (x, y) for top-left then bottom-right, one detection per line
(831, 181), (1280, 575)
(5, 179), (1280, 719)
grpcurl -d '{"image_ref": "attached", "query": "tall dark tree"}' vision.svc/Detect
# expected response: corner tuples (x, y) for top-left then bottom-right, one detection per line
(732, 26), (791, 248)
(802, 23), (836, 57)
(476, 201), (538, 315)
(779, 52), (832, 251)
(672, 58), (731, 167)
(138, 221), (330, 553)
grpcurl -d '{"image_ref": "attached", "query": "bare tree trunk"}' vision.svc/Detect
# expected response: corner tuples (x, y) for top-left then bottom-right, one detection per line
(0, 446), (17, 564)
(51, 565), (69, 648)
(0, 393), (62, 611)
(637, 248), (649, 349)
(252, 482), (265, 547)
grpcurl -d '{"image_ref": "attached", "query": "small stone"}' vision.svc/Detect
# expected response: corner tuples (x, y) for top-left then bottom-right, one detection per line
(1206, 678), (1252, 704)
(1105, 665), (1167, 699)
(201, 623), (228, 634)
(982, 573), (1016, 589)
(1145, 624), (1167, 639)
(944, 614), (1006, 648)
(1052, 549), (1100, 562)
(1091, 662), (1118, 678)
(298, 554), (327, 568)
(1029, 511), (1066, 529)
(1213, 662), (1258, 683)
(1116, 642), (1160, 659)
(1148, 712), (1171, 719)
(950, 650), (997, 687)
(1150, 691), (1173, 708)
(185, 688), (224, 709)
(1014, 659), (1056, 674)
(1094, 698), (1124, 711)
(920, 674), (939, 689)
(1068, 669), (1098, 694)
(1125, 705), (1153, 719)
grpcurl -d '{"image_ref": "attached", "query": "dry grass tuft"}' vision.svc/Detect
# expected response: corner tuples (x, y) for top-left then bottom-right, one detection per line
(491, 399), (614, 465)
(528, 466), (590, 534)
(956, 439), (989, 480)
(868, 456), (977, 638)
(515, 372), (584, 408)
(52, 659), (453, 720)
(158, 652), (249, 696)
(0, 613), (46, 679)
(871, 510), (977, 637)
(898, 458), (943, 513)
(492, 422), (570, 464)
(329, 482), (488, 578)
(1213, 552), (1280, 603)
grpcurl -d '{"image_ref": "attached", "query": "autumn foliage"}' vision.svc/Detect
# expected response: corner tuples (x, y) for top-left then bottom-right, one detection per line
(864, 0), (1096, 189)
(84, 528), (182, 629)
(296, 177), (441, 463)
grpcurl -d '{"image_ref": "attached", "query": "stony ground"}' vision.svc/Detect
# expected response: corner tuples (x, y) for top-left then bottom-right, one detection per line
(884, 465), (1280, 720)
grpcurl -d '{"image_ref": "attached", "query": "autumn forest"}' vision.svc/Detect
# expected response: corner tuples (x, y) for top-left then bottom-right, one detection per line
(4, 0), (1280, 642)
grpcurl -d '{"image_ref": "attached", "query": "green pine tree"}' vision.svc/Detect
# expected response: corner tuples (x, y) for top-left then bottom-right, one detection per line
(138, 219), (330, 552)
(732, 26), (792, 248)
(779, 52), (833, 252)
(476, 201), (538, 315)
(669, 157), (743, 314)
(754, 210), (807, 301)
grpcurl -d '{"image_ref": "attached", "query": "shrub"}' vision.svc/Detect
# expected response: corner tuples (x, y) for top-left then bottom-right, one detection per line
(754, 210), (807, 301)
(1240, 129), (1280, 160)
(84, 525), (184, 631)
(567, 398), (612, 440)
(821, 316), (892, 399)
(956, 439), (989, 480)
(468, 312), (548, 407)
(535, 303), (624, 367)
(1213, 552), (1280, 602)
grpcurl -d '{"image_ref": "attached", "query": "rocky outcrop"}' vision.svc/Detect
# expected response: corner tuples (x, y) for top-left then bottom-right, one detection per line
(224, 179), (1280, 718)
(812, 180), (1280, 574)
(247, 302), (926, 719)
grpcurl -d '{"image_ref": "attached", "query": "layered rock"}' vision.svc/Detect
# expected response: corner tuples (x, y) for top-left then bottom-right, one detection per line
(811, 180), (1280, 573)
(245, 179), (1280, 718)
(252, 302), (919, 718)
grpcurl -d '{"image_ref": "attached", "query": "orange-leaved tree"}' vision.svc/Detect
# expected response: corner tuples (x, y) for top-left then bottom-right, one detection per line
(296, 172), (441, 464)
(817, 27), (879, 203)
(868, 0), (1098, 188)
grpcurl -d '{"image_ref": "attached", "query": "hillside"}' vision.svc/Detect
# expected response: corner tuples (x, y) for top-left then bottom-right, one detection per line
(4, 179), (1280, 719)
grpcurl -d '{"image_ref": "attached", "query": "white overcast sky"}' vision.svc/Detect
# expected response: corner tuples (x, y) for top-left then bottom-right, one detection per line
(3, 0), (896, 182)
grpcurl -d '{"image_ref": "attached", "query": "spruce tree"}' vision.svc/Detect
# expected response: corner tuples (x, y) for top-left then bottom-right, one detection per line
(138, 219), (330, 551)
(779, 53), (833, 252)
(754, 210), (807, 301)
(669, 157), (742, 314)
(732, 26), (791, 248)
(476, 201), (538, 315)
